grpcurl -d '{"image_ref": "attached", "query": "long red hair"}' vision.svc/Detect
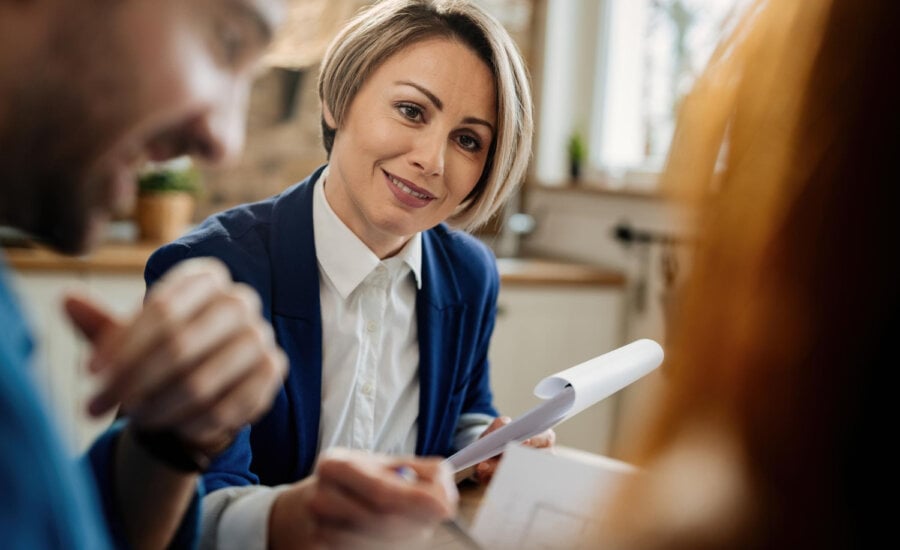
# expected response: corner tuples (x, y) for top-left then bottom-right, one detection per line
(602, 0), (900, 547)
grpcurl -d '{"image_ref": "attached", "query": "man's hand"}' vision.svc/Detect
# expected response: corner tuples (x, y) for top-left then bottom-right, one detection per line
(64, 257), (288, 457)
(270, 449), (459, 549)
(473, 416), (556, 484)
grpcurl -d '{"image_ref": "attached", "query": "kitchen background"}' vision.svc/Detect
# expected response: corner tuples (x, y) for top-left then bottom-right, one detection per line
(4, 0), (744, 458)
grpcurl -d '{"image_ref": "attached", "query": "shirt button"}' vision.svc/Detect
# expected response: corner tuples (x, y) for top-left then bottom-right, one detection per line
(362, 382), (374, 396)
(366, 320), (378, 332)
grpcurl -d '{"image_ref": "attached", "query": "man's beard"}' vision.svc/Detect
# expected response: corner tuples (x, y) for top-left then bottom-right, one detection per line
(0, 1), (133, 255)
(0, 82), (111, 255)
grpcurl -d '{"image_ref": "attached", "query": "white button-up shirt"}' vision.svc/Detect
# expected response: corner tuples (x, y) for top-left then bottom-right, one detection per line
(313, 171), (422, 455)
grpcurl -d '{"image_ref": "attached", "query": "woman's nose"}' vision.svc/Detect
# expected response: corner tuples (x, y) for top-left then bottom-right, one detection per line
(408, 129), (445, 177)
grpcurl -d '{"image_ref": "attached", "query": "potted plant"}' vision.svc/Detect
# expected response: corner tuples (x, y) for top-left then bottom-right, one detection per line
(136, 156), (201, 242)
(568, 131), (586, 181)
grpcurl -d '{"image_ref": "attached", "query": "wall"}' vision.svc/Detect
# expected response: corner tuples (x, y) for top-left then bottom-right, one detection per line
(194, 68), (328, 221)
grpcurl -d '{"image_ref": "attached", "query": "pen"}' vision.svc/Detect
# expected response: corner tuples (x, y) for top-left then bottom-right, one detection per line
(394, 464), (419, 483)
(393, 465), (484, 550)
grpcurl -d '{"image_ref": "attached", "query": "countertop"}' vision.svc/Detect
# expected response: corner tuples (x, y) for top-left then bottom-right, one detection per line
(3, 241), (162, 274)
(4, 241), (625, 288)
(495, 257), (625, 287)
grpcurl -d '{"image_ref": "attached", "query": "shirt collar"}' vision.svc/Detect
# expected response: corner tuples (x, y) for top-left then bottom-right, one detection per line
(313, 168), (422, 299)
(394, 227), (423, 290)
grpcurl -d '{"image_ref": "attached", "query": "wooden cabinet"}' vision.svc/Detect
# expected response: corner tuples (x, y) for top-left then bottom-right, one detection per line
(488, 260), (626, 455)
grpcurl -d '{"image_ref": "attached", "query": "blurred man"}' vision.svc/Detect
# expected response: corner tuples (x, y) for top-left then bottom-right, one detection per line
(0, 1), (290, 547)
(0, 1), (455, 548)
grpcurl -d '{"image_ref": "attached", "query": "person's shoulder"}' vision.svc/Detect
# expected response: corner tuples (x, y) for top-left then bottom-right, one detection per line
(185, 197), (277, 249)
(144, 192), (286, 287)
(160, 167), (323, 256)
(0, 326), (110, 549)
(145, 170), (322, 286)
(425, 224), (499, 287)
(147, 197), (276, 270)
(427, 224), (496, 265)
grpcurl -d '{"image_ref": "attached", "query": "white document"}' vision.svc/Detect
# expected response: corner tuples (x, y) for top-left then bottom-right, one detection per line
(446, 339), (663, 473)
(470, 444), (637, 550)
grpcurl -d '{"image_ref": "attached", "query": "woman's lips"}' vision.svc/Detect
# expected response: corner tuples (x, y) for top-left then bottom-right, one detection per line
(383, 170), (435, 208)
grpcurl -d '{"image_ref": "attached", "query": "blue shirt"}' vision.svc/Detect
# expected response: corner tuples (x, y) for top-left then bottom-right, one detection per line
(0, 254), (111, 549)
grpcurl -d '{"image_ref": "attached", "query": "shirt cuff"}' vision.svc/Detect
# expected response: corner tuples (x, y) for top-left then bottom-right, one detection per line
(201, 485), (290, 550)
(453, 412), (495, 452)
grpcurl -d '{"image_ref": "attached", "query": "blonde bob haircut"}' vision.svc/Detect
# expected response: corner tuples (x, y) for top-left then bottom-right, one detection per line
(317, 0), (533, 231)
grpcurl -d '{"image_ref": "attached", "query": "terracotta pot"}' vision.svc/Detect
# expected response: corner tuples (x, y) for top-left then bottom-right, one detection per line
(136, 192), (195, 243)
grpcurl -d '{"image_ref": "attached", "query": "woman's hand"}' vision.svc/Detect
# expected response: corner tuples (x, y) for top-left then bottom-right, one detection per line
(473, 416), (556, 484)
(269, 449), (458, 549)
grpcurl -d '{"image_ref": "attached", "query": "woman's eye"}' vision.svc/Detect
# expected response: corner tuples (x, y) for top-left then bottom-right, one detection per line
(398, 104), (424, 121)
(458, 134), (482, 152)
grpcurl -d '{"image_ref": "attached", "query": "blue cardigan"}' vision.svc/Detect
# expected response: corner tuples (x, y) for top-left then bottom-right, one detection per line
(145, 166), (499, 491)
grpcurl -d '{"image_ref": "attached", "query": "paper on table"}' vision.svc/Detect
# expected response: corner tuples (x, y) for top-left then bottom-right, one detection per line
(446, 339), (663, 473)
(470, 444), (637, 549)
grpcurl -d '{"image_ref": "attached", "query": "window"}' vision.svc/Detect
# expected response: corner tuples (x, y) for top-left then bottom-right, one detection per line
(533, 0), (748, 189)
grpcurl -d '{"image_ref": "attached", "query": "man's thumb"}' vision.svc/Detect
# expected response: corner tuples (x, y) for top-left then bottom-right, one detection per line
(62, 293), (118, 344)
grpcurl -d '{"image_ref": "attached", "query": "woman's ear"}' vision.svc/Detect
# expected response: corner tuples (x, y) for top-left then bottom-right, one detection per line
(322, 101), (337, 130)
(320, 102), (339, 158)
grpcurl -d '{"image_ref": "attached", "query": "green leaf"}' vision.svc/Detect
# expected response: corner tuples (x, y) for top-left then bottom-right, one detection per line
(138, 165), (202, 195)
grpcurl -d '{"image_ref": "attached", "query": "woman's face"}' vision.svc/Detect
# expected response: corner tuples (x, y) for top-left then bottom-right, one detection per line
(323, 38), (497, 258)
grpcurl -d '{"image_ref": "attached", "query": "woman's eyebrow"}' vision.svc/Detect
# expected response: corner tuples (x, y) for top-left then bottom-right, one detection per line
(397, 80), (444, 110)
(396, 80), (494, 133)
(462, 116), (494, 133)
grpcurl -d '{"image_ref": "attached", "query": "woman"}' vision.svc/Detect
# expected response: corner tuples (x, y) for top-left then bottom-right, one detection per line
(145, 0), (541, 547)
(594, 0), (898, 548)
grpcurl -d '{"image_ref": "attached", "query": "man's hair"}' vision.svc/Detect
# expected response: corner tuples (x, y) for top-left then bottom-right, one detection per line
(317, 0), (533, 231)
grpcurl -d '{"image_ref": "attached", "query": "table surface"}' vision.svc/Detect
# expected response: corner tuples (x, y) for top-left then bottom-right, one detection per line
(422, 480), (487, 549)
(458, 480), (487, 525)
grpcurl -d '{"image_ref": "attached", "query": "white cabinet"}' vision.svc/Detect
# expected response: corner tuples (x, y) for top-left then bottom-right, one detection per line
(8, 270), (145, 451)
(488, 283), (625, 455)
